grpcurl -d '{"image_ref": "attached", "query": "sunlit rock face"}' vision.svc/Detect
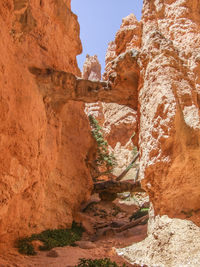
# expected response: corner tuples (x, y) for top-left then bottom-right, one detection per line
(118, 215), (200, 266)
(1, 1), (200, 258)
(82, 54), (101, 81)
(104, 0), (200, 224)
(103, 14), (141, 110)
(0, 0), (92, 243)
(107, 0), (200, 265)
(82, 17), (139, 177)
(139, 0), (200, 222)
(115, 13), (141, 55)
(11, 0), (82, 75)
(104, 13), (141, 80)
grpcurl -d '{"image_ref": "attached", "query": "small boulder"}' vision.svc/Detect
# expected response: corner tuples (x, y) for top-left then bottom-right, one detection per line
(46, 250), (59, 258)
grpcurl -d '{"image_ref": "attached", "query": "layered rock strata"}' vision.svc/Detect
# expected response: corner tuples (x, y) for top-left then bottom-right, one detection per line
(1, 3), (200, 266)
(104, 0), (200, 225)
(0, 0), (139, 243)
(0, 0), (93, 243)
(103, 0), (200, 265)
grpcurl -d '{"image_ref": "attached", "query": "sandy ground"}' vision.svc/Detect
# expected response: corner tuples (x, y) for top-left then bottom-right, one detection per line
(0, 196), (148, 267)
(0, 224), (147, 267)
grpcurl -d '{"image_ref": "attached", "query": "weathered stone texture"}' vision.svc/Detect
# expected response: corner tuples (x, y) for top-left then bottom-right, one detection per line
(85, 102), (137, 176)
(139, 0), (200, 222)
(104, 0), (200, 223)
(111, 0), (200, 265)
(118, 215), (200, 266)
(104, 13), (141, 82)
(0, 0), (88, 243)
(82, 54), (101, 81)
(1, 3), (200, 266)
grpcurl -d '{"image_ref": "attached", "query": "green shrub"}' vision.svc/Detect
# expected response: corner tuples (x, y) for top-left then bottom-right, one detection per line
(16, 222), (84, 255)
(75, 258), (127, 267)
(88, 115), (117, 171)
(17, 238), (36, 256)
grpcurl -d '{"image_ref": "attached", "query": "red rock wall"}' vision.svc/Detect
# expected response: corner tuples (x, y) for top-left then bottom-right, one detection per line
(140, 0), (200, 222)
(2, 0), (200, 245)
(104, 3), (200, 264)
(0, 0), (94, 242)
(104, 1), (200, 224)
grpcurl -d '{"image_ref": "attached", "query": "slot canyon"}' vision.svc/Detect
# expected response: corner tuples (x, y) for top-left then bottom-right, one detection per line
(0, 0), (200, 266)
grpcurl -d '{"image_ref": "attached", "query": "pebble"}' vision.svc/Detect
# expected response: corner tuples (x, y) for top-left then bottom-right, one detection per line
(46, 250), (59, 258)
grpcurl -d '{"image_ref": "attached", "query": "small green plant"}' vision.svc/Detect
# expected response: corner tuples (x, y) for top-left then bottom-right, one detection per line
(75, 258), (128, 267)
(88, 115), (117, 171)
(129, 208), (149, 221)
(17, 238), (36, 255)
(16, 222), (84, 255)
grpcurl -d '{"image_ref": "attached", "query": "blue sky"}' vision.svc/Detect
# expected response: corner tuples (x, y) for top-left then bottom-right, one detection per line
(71, 1), (143, 74)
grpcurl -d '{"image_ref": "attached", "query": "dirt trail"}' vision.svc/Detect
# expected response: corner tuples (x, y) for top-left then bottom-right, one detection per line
(0, 195), (148, 267)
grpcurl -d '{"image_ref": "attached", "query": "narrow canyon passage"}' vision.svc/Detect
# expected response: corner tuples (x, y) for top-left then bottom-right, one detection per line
(1, 0), (200, 266)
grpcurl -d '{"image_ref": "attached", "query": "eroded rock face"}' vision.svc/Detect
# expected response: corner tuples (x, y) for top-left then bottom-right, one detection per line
(105, 1), (200, 265)
(1, 2), (200, 261)
(85, 102), (137, 176)
(0, 0), (90, 243)
(82, 54), (101, 81)
(103, 13), (141, 85)
(117, 215), (200, 266)
(104, 0), (200, 224)
(11, 0), (82, 75)
(115, 13), (141, 56)
(139, 0), (200, 222)
(0, 0), (141, 243)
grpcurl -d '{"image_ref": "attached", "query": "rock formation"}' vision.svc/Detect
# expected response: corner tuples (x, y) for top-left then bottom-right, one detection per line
(0, 0), (97, 244)
(104, 0), (200, 225)
(103, 13), (141, 82)
(83, 48), (138, 178)
(0, 0), (139, 244)
(0, 0), (121, 244)
(118, 215), (200, 266)
(1, 0), (200, 265)
(102, 0), (200, 265)
(85, 102), (137, 177)
(82, 54), (101, 81)
(140, 0), (200, 223)
(11, 0), (82, 75)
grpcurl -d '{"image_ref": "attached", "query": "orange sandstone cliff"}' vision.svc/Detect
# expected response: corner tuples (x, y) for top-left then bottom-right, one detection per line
(104, 1), (200, 224)
(0, 0), (139, 244)
(140, 0), (200, 221)
(82, 54), (138, 177)
(1, 0), (200, 265)
(0, 0), (94, 243)
(105, 1), (200, 265)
